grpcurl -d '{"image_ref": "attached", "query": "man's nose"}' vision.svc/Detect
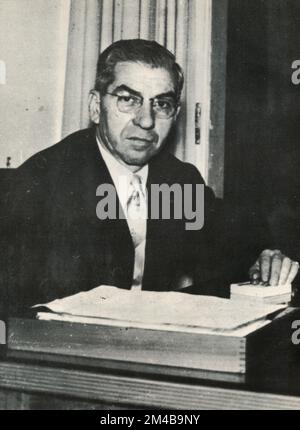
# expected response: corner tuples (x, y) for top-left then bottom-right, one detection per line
(132, 101), (155, 129)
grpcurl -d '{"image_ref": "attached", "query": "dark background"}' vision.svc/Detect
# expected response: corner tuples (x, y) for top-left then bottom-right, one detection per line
(224, 0), (300, 265)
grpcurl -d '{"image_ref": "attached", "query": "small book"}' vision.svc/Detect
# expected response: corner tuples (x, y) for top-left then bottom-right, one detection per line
(230, 282), (292, 305)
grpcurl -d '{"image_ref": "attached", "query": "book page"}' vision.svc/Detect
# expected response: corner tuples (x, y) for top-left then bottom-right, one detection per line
(37, 310), (271, 336)
(34, 285), (285, 332)
(230, 282), (292, 297)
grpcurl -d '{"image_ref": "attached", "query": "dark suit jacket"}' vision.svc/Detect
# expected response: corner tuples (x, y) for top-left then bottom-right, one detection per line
(3, 128), (229, 315)
(264, 147), (300, 261)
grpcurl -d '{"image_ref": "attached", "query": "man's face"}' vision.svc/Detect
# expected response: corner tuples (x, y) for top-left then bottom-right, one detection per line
(94, 61), (179, 170)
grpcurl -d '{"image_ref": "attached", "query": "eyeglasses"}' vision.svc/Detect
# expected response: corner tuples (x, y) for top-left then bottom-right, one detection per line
(105, 92), (179, 119)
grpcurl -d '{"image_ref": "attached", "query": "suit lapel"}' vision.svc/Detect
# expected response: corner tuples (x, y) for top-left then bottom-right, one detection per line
(61, 131), (134, 287)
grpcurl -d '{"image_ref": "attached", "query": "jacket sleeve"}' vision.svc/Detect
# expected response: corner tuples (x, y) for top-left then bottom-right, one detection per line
(2, 156), (53, 316)
(185, 164), (264, 297)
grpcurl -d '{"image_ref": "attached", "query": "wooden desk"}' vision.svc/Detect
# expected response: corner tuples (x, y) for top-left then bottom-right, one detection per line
(1, 312), (300, 410)
(1, 359), (300, 410)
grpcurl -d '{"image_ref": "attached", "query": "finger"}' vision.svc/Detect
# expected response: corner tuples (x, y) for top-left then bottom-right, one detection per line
(269, 252), (283, 286)
(252, 271), (261, 285)
(260, 250), (273, 283)
(278, 257), (292, 285)
(249, 261), (260, 284)
(286, 261), (300, 284)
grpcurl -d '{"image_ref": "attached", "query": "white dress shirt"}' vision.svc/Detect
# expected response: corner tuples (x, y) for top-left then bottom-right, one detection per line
(97, 137), (148, 290)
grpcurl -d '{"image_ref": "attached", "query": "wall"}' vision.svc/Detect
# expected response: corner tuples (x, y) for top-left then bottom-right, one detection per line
(0, 0), (70, 168)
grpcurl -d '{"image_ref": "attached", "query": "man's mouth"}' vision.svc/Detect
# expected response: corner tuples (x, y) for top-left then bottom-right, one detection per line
(127, 137), (153, 143)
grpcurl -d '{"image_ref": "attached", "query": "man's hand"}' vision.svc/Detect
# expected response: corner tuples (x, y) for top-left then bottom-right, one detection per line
(249, 249), (299, 286)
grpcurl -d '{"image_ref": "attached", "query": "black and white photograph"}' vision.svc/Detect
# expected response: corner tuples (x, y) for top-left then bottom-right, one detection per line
(1, 0), (300, 411)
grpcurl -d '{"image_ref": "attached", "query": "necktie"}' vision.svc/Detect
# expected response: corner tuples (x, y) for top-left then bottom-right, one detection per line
(127, 174), (147, 248)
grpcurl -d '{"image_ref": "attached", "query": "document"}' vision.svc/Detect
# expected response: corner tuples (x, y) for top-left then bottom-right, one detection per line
(35, 285), (285, 332)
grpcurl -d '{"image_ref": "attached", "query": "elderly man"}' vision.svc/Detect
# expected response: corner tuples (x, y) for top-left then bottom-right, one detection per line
(4, 39), (298, 315)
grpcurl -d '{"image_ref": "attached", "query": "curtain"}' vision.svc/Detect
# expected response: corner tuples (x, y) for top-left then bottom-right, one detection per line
(62, 0), (100, 138)
(62, 0), (212, 174)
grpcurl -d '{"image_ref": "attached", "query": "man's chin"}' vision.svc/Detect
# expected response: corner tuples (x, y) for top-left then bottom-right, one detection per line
(125, 158), (148, 168)
(124, 151), (153, 167)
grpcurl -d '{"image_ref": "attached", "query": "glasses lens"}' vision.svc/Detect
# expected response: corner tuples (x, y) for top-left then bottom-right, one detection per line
(153, 98), (176, 119)
(117, 95), (141, 113)
(112, 93), (177, 118)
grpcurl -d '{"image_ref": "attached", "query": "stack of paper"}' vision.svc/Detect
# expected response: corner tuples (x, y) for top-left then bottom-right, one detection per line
(230, 282), (292, 305)
(35, 285), (285, 333)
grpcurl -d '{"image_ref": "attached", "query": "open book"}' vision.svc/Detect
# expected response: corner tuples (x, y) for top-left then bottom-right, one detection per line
(35, 285), (285, 334)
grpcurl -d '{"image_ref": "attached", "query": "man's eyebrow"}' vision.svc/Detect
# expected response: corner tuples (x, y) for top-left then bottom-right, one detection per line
(111, 86), (177, 101)
(111, 85), (142, 97)
(155, 91), (177, 100)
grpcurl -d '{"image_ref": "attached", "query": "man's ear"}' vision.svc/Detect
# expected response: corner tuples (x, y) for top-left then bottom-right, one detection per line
(174, 104), (181, 121)
(89, 90), (101, 124)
